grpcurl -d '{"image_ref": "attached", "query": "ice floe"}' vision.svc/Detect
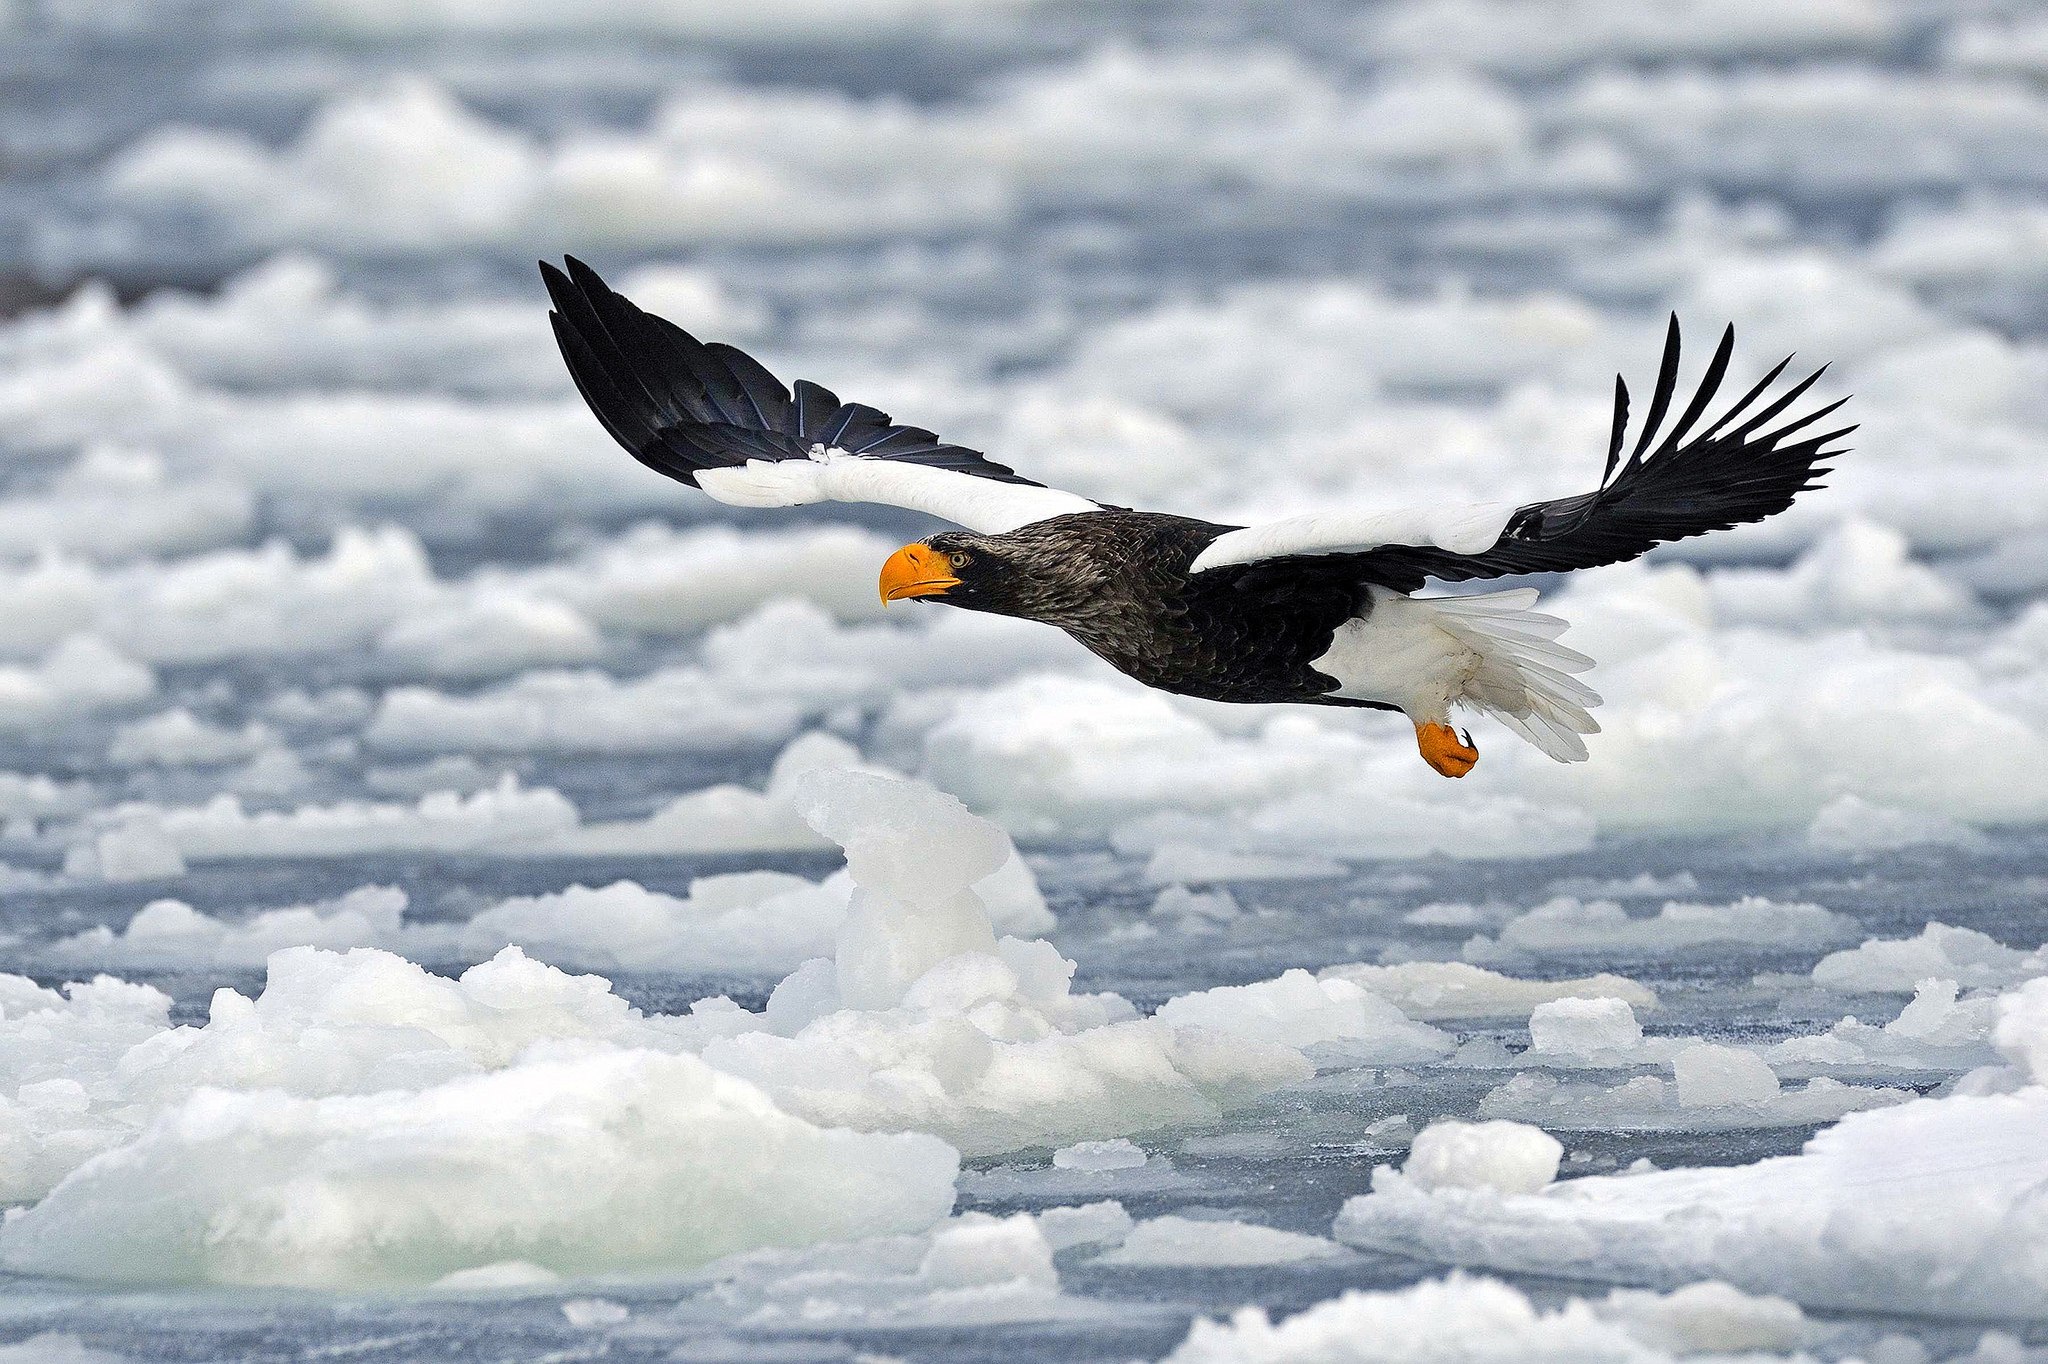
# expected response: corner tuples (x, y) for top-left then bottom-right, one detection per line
(1162, 1271), (1816, 1363)
(1336, 985), (2048, 1318)
(1098, 1216), (1345, 1268)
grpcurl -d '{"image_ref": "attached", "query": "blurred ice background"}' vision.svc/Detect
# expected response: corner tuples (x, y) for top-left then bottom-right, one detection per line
(2, 0), (2048, 1360)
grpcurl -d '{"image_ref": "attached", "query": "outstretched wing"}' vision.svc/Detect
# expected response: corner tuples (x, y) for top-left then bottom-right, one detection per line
(1190, 317), (1850, 591)
(543, 257), (1100, 535)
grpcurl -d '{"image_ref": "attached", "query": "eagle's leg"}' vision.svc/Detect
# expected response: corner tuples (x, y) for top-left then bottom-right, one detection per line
(1416, 721), (1478, 778)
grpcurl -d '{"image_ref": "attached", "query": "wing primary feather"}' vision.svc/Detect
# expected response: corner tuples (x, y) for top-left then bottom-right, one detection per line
(1728, 362), (1830, 444)
(1756, 393), (1850, 445)
(705, 341), (792, 432)
(1601, 375), (1630, 486)
(547, 310), (652, 455)
(1698, 353), (1793, 441)
(1627, 313), (1684, 465)
(1654, 322), (1734, 460)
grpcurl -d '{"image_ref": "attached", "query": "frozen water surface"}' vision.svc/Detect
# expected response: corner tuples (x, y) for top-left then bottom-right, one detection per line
(3, 1), (2048, 1360)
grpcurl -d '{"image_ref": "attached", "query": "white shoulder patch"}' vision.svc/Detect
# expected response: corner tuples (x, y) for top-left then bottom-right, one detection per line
(696, 460), (829, 508)
(698, 450), (1098, 536)
(1189, 501), (1518, 574)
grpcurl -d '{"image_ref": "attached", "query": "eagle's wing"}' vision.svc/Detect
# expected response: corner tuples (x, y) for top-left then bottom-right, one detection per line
(1190, 318), (1850, 591)
(543, 257), (1100, 535)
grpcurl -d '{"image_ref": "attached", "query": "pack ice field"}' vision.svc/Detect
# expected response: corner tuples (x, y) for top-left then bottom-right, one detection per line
(1, 2), (2047, 1362)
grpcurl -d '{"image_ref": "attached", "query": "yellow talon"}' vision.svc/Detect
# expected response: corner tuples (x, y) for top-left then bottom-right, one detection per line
(1417, 721), (1478, 778)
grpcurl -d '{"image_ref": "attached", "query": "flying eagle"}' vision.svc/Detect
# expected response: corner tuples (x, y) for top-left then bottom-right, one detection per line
(542, 258), (1848, 777)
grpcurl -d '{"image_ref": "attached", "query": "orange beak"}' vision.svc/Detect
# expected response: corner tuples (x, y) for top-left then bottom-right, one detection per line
(879, 543), (959, 604)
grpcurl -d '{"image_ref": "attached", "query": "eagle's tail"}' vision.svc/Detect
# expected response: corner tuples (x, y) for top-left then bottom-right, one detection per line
(1428, 590), (1602, 763)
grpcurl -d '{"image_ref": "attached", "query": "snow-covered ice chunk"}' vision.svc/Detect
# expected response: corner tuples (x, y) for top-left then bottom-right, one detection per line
(1142, 844), (1343, 884)
(1339, 994), (2048, 1317)
(1464, 895), (1855, 962)
(1767, 980), (2001, 1076)
(1595, 1280), (1810, 1356)
(1813, 923), (2048, 994)
(1402, 1119), (1562, 1195)
(61, 819), (185, 883)
(1150, 885), (1242, 925)
(1053, 1138), (1147, 1172)
(46, 887), (408, 969)
(1098, 1216), (1344, 1267)
(559, 1298), (629, 1328)
(1527, 996), (1644, 1059)
(1671, 1043), (1781, 1108)
(366, 663), (803, 755)
(0, 1335), (129, 1364)
(1035, 1201), (1134, 1252)
(0, 1046), (958, 1289)
(107, 709), (277, 768)
(110, 775), (581, 861)
(431, 1261), (560, 1292)
(0, 637), (154, 731)
(1154, 970), (1453, 1066)
(697, 769), (1310, 1154)
(1162, 1271), (1757, 1363)
(1806, 794), (1989, 854)
(675, 1212), (1083, 1330)
(1319, 961), (1658, 1022)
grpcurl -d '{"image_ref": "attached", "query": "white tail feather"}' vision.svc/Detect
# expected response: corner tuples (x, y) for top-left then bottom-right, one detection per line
(1427, 590), (1602, 763)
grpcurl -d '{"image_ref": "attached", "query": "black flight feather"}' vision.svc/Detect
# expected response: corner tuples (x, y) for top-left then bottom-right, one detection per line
(1297, 319), (1850, 593)
(542, 256), (1042, 489)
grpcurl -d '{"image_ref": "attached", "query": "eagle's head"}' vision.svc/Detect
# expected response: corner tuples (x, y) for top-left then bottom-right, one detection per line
(878, 529), (1102, 621)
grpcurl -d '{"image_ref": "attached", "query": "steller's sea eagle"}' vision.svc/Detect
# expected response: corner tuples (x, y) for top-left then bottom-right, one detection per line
(542, 258), (1849, 777)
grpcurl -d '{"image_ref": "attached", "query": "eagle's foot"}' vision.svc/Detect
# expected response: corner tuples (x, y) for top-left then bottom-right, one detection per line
(1417, 722), (1478, 778)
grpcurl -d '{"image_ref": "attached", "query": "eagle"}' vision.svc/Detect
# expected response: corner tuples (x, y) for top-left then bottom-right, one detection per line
(542, 258), (1848, 778)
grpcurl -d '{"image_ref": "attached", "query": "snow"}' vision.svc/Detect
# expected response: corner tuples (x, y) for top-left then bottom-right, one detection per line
(1160, 1271), (1804, 1363)
(0, 638), (153, 731)
(1478, 1070), (1908, 1132)
(1099, 1216), (1344, 1268)
(106, 710), (277, 768)
(1806, 795), (1990, 854)
(1142, 845), (1344, 885)
(0, 1045), (959, 1289)
(559, 1298), (628, 1328)
(1052, 1138), (1147, 1173)
(45, 887), (411, 969)
(1813, 925), (2048, 994)
(1153, 970), (1453, 1066)
(1766, 980), (2000, 1077)
(1464, 896), (1856, 963)
(1320, 962), (1659, 1022)
(673, 1210), (1077, 1330)
(1526, 997), (1644, 1060)
(698, 769), (1312, 1154)
(61, 820), (187, 884)
(0, 447), (252, 564)
(1149, 885), (1243, 926)
(1365, 0), (1896, 75)
(1400, 1120), (1562, 1196)
(1337, 987), (2048, 1317)
(288, 0), (1044, 38)
(0, 1336), (127, 1364)
(367, 665), (803, 755)
(1670, 1043), (1782, 1108)
(5, 0), (2048, 1354)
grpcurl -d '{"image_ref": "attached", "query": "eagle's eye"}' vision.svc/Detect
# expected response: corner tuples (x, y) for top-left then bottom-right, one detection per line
(947, 550), (971, 569)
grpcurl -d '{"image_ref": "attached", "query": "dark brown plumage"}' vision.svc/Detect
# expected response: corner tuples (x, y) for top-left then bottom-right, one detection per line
(918, 515), (1387, 708)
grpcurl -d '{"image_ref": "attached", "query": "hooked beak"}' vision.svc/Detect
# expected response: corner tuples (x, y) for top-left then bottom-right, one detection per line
(879, 543), (959, 604)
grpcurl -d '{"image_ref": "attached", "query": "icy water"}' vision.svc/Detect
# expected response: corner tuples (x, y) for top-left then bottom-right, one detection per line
(3, 1), (2048, 1361)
